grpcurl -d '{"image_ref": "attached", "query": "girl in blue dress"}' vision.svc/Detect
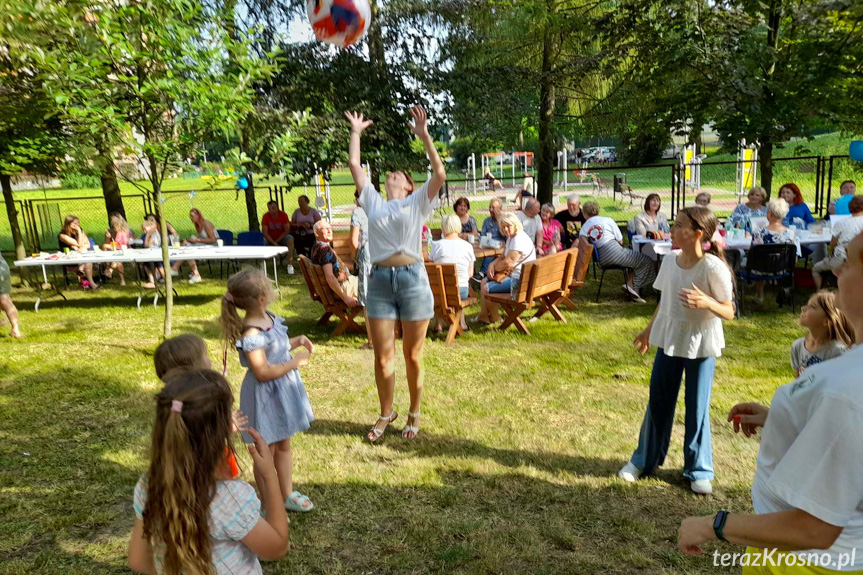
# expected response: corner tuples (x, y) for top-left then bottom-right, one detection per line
(221, 268), (316, 513)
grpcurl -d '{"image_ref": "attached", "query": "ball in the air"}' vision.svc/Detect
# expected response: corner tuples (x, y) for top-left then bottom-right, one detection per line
(306, 0), (371, 48)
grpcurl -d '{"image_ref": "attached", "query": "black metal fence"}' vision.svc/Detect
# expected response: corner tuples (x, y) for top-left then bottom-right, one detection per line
(2, 155), (857, 253)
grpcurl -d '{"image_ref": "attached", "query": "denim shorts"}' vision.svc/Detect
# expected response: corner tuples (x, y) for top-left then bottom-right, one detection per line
(367, 262), (434, 321)
(486, 276), (520, 300)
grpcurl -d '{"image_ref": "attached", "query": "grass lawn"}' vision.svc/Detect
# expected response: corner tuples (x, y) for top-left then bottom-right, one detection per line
(0, 255), (808, 574)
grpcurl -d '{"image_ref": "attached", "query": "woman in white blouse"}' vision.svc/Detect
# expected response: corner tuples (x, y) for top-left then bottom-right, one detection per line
(346, 107), (446, 443)
(429, 214), (476, 333)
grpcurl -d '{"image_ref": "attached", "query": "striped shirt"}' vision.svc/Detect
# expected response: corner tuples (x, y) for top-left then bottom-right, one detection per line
(133, 476), (263, 574)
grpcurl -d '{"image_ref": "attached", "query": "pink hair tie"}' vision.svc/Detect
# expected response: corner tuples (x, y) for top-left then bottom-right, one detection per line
(171, 400), (183, 413)
(224, 292), (234, 303)
(702, 241), (712, 252)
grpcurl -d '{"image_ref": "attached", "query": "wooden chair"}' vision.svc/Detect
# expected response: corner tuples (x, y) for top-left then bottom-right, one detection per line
(330, 232), (356, 272)
(485, 250), (575, 335)
(298, 255), (364, 336)
(426, 262), (477, 344)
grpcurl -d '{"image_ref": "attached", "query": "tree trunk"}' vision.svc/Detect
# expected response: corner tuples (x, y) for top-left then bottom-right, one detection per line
(760, 139), (774, 199)
(244, 171), (259, 232)
(537, 27), (557, 205)
(518, 124), (524, 149)
(148, 156), (173, 338)
(1, 174), (30, 286)
(99, 154), (125, 219)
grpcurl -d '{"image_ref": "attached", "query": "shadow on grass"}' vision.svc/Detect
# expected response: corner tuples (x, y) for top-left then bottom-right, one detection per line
(307, 419), (627, 480)
(0, 367), (150, 575)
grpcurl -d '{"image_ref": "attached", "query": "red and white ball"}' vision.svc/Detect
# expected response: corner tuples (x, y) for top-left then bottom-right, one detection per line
(306, 0), (371, 48)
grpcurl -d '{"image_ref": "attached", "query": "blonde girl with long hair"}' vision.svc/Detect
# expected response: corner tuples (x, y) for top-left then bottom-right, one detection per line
(220, 269), (316, 513)
(128, 369), (289, 574)
(790, 291), (854, 376)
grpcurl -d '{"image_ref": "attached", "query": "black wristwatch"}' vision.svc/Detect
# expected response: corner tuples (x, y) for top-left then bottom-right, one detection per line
(713, 510), (729, 542)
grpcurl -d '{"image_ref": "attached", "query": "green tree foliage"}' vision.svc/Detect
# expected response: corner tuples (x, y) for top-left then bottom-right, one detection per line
(603, 0), (863, 192)
(21, 0), (273, 336)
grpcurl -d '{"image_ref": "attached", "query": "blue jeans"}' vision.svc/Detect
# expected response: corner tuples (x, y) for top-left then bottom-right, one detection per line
(459, 286), (469, 299)
(486, 277), (512, 293)
(480, 256), (495, 274)
(367, 262), (434, 321)
(630, 348), (717, 481)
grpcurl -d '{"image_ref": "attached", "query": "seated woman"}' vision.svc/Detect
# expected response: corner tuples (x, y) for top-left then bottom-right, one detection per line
(139, 218), (164, 288)
(453, 197), (478, 241)
(729, 186), (768, 230)
(430, 215), (476, 333)
(170, 208), (216, 284)
(749, 198), (794, 302)
(311, 220), (358, 308)
(292, 195), (322, 258)
(627, 193), (670, 237)
(476, 213), (536, 324)
(101, 212), (133, 286)
(539, 203), (563, 256)
(484, 170), (504, 192)
(58, 215), (99, 290)
(778, 182), (815, 228)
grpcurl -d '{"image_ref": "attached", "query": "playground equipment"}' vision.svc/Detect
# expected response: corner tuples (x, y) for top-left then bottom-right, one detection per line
(313, 168), (332, 222)
(555, 149), (569, 193)
(735, 140), (758, 202)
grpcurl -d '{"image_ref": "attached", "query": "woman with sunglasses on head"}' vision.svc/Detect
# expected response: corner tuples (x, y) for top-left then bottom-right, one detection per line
(345, 106), (446, 442)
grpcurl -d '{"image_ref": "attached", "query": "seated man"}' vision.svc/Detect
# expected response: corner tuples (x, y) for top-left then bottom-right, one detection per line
(580, 201), (655, 303)
(554, 194), (586, 248)
(516, 198), (543, 254)
(311, 220), (359, 308)
(262, 200), (296, 275)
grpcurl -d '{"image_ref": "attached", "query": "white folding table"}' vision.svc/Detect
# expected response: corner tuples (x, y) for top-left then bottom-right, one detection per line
(632, 232), (832, 262)
(14, 245), (288, 311)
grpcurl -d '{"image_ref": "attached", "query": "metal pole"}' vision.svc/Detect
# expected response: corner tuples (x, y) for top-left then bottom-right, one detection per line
(826, 156), (835, 211)
(563, 149), (568, 194)
(814, 157), (822, 216)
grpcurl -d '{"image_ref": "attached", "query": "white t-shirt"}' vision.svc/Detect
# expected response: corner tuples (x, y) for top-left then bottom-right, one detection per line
(522, 176), (536, 195)
(429, 238), (476, 289)
(579, 216), (622, 249)
(358, 181), (438, 264)
(832, 216), (863, 259)
(649, 252), (733, 359)
(505, 230), (536, 283)
(517, 212), (542, 246)
(752, 345), (863, 571)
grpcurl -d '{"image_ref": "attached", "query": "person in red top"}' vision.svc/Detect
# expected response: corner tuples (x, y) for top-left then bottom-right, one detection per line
(261, 200), (296, 275)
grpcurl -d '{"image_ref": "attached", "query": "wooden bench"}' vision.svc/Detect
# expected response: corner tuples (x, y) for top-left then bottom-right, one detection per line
(485, 249), (576, 335)
(298, 255), (364, 337)
(538, 237), (592, 314)
(425, 262), (477, 344)
(330, 232), (355, 272)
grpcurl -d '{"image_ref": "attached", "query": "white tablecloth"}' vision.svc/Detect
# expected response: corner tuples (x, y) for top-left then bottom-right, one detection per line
(15, 245), (289, 268)
(632, 232), (831, 261)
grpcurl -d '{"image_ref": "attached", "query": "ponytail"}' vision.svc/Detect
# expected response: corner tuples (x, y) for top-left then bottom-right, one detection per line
(144, 370), (234, 575)
(683, 207), (736, 291)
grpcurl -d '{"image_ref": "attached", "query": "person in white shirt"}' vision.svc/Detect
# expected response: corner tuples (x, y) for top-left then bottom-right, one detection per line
(346, 107), (446, 443)
(517, 198), (543, 253)
(579, 201), (656, 303)
(476, 213), (536, 324)
(677, 230), (863, 573)
(619, 206), (735, 495)
(813, 196), (863, 289)
(511, 172), (536, 209)
(429, 215), (476, 333)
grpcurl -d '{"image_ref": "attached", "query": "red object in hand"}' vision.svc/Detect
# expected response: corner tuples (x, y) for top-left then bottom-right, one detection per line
(225, 447), (240, 479)
(733, 415), (741, 422)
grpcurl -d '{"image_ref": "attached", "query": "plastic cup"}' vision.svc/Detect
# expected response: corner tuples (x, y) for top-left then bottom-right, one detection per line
(217, 239), (224, 248)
